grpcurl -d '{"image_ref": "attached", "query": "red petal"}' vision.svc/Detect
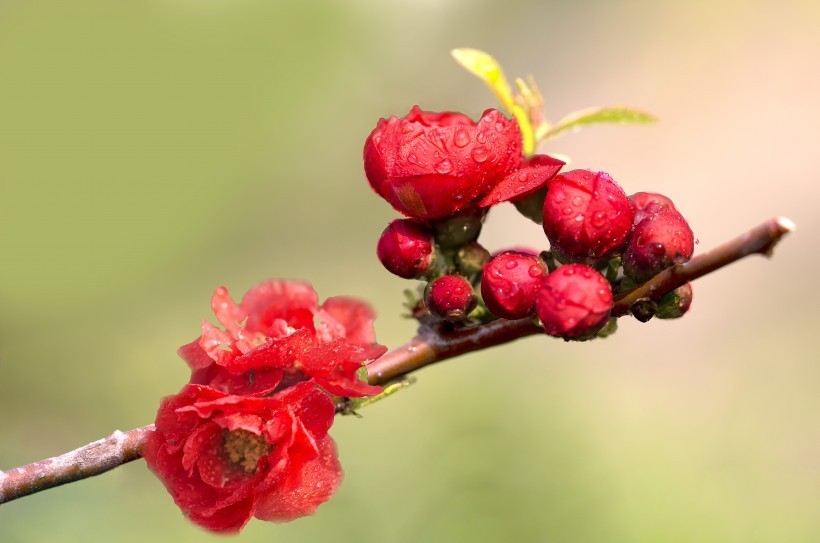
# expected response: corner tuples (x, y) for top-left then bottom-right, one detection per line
(240, 280), (318, 335)
(254, 436), (343, 523)
(226, 329), (314, 375)
(478, 154), (564, 207)
(178, 338), (214, 371)
(211, 286), (245, 335)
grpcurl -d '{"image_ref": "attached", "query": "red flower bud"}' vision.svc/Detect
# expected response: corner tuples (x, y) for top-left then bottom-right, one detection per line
(622, 208), (694, 282)
(424, 275), (477, 322)
(364, 106), (563, 219)
(629, 191), (677, 225)
(535, 264), (613, 340)
(377, 219), (435, 279)
(542, 170), (634, 264)
(481, 251), (547, 319)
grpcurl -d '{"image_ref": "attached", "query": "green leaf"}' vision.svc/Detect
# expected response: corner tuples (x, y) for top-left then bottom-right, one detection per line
(341, 376), (417, 415)
(451, 48), (515, 112)
(541, 106), (657, 140)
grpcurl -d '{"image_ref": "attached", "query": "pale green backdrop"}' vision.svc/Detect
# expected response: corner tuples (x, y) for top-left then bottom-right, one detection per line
(1, 0), (819, 541)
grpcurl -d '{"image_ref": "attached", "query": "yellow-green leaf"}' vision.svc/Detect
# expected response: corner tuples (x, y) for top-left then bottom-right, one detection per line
(451, 48), (515, 112)
(541, 106), (657, 140)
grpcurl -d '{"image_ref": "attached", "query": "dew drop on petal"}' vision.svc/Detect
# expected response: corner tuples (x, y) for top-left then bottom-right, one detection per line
(571, 196), (583, 206)
(454, 129), (471, 148)
(505, 260), (518, 270)
(528, 265), (543, 278)
(591, 211), (607, 228)
(435, 159), (453, 174)
(562, 206), (574, 215)
(471, 147), (489, 163)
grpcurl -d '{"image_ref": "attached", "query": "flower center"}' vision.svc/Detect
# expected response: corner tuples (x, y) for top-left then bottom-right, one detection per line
(222, 429), (270, 473)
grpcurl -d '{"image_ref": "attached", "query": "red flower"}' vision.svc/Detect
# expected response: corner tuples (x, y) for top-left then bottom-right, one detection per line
(143, 383), (341, 533)
(364, 106), (563, 219)
(179, 280), (386, 398)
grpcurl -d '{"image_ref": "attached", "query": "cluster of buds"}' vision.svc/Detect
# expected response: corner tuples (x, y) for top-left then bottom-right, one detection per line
(365, 50), (695, 339)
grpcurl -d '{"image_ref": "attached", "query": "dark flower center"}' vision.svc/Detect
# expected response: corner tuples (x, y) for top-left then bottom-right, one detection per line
(222, 429), (270, 473)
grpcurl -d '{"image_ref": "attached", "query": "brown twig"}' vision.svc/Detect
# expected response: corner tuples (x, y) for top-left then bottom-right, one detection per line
(0, 426), (153, 504)
(0, 216), (794, 505)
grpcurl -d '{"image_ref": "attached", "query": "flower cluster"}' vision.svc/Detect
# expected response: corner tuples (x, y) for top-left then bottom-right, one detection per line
(366, 107), (695, 339)
(143, 281), (386, 533)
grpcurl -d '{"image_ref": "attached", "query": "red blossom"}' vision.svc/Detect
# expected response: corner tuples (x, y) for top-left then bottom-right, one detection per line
(364, 105), (563, 219)
(143, 383), (341, 533)
(179, 280), (385, 398)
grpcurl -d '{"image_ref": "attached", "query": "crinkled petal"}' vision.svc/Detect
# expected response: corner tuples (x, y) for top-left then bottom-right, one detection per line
(178, 338), (215, 371)
(254, 436), (343, 523)
(317, 296), (378, 346)
(225, 329), (314, 375)
(187, 494), (257, 534)
(211, 286), (246, 335)
(199, 322), (238, 366)
(240, 280), (318, 335)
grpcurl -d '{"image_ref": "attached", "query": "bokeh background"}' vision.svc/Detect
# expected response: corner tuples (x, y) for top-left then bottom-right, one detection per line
(1, 0), (818, 541)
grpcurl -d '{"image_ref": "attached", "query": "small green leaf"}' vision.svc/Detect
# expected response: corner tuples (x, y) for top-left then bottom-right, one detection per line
(451, 48), (515, 112)
(541, 106), (657, 140)
(341, 376), (417, 415)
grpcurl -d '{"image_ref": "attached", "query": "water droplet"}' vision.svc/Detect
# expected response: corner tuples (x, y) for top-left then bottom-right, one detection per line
(582, 269), (592, 278)
(650, 242), (666, 255)
(565, 317), (576, 327)
(471, 147), (489, 163)
(454, 129), (470, 148)
(505, 260), (518, 270)
(528, 265), (543, 278)
(476, 132), (487, 144)
(562, 206), (574, 215)
(575, 213), (584, 222)
(571, 196), (583, 206)
(402, 124), (415, 134)
(553, 190), (567, 203)
(454, 287), (464, 295)
(495, 122), (506, 133)
(564, 267), (575, 275)
(435, 159), (453, 174)
(590, 211), (607, 228)
(636, 235), (647, 248)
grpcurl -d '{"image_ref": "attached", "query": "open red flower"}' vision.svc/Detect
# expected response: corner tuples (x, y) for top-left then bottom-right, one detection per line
(364, 106), (563, 219)
(179, 280), (386, 398)
(143, 382), (341, 533)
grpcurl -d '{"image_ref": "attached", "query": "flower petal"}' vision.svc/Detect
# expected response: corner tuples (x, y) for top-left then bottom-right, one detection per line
(254, 436), (343, 523)
(478, 154), (564, 207)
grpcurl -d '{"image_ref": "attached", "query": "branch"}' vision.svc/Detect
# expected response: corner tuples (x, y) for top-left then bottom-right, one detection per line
(0, 217), (794, 505)
(611, 216), (795, 316)
(0, 426), (153, 504)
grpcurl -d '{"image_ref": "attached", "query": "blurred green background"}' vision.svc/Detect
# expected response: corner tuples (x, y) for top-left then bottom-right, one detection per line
(1, 0), (818, 541)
